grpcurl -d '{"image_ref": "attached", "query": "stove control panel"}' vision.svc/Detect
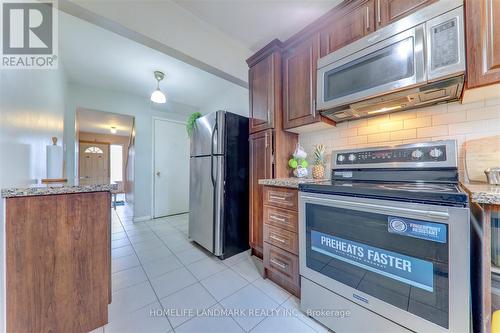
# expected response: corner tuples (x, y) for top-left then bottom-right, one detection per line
(335, 144), (447, 165)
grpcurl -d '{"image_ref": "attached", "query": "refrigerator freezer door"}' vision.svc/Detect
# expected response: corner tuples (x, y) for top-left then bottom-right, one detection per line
(190, 111), (225, 157)
(188, 155), (224, 255)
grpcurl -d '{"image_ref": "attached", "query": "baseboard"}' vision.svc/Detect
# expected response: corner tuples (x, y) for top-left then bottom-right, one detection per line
(133, 215), (151, 222)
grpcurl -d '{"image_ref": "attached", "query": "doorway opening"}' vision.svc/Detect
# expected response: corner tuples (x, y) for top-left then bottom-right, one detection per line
(76, 108), (135, 211)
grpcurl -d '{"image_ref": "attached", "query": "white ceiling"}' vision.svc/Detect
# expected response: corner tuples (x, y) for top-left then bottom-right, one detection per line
(174, 0), (342, 52)
(77, 108), (134, 136)
(60, 12), (243, 110)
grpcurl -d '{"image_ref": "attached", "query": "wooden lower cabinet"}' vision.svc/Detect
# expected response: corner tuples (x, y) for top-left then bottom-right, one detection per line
(249, 130), (273, 257)
(262, 186), (300, 297)
(6, 192), (111, 333)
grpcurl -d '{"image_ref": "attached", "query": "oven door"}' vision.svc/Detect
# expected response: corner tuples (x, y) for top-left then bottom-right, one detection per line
(317, 24), (425, 111)
(299, 192), (470, 333)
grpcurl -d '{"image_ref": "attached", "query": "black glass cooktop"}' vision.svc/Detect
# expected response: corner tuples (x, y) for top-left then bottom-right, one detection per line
(299, 180), (467, 206)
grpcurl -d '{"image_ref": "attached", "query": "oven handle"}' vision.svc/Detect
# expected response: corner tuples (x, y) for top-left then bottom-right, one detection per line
(301, 195), (450, 220)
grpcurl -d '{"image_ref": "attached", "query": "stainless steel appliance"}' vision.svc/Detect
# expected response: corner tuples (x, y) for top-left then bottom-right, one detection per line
(299, 140), (470, 333)
(317, 1), (465, 122)
(189, 110), (249, 259)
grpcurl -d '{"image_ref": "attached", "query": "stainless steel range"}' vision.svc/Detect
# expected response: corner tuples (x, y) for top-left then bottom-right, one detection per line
(298, 140), (470, 333)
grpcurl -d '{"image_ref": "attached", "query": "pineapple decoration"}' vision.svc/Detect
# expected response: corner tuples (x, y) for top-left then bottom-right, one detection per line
(312, 144), (326, 179)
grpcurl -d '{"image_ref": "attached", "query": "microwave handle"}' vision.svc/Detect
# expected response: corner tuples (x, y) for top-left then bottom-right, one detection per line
(301, 195), (450, 220)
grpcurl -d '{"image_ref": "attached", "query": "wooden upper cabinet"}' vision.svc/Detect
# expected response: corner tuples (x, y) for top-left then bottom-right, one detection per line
(249, 55), (274, 133)
(320, 0), (375, 57)
(249, 129), (274, 256)
(283, 34), (320, 129)
(247, 40), (283, 134)
(466, 0), (500, 88)
(376, 0), (437, 29)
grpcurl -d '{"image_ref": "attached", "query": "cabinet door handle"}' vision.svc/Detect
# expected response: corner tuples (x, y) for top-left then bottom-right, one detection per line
(264, 132), (268, 148)
(312, 99), (316, 118)
(270, 214), (286, 222)
(270, 235), (286, 243)
(270, 258), (287, 269)
(366, 6), (370, 31)
(269, 195), (286, 201)
(377, 0), (381, 24)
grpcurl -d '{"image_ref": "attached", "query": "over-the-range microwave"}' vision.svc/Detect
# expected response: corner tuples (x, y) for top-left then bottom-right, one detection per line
(317, 0), (465, 122)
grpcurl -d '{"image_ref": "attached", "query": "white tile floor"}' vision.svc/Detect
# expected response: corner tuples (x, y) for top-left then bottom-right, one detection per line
(92, 205), (330, 333)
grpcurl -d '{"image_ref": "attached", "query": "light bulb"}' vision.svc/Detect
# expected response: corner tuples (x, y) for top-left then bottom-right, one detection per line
(151, 89), (166, 104)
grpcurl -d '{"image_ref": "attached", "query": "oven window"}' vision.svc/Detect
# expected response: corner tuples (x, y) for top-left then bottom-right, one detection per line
(305, 203), (449, 328)
(324, 37), (415, 101)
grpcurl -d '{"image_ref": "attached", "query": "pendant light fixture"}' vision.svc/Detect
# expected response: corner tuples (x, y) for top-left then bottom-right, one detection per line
(150, 71), (166, 104)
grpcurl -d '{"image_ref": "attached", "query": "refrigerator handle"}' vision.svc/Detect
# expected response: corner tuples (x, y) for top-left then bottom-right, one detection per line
(210, 122), (218, 186)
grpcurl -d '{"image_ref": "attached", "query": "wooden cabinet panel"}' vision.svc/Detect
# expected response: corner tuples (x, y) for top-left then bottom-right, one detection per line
(263, 205), (298, 233)
(249, 130), (274, 256)
(249, 54), (274, 133)
(376, 0), (437, 28)
(320, 0), (375, 57)
(263, 186), (298, 211)
(283, 34), (320, 129)
(6, 192), (111, 333)
(466, 0), (500, 88)
(264, 224), (298, 255)
(263, 242), (300, 286)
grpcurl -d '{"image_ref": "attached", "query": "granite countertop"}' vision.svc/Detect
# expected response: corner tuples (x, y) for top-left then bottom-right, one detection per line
(1, 178), (118, 198)
(460, 182), (500, 205)
(258, 177), (327, 189)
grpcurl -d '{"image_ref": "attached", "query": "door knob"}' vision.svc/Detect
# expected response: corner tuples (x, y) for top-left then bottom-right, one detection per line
(156, 171), (161, 176)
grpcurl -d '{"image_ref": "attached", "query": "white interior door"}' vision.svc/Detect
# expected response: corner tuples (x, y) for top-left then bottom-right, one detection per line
(79, 142), (110, 180)
(154, 119), (190, 218)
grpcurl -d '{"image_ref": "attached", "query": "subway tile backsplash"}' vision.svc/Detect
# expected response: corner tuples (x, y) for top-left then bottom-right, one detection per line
(300, 97), (500, 181)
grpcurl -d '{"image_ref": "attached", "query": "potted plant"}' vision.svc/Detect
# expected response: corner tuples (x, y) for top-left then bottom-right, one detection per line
(186, 112), (202, 137)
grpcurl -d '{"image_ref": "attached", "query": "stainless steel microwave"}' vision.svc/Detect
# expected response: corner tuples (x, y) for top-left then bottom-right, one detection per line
(317, 1), (465, 122)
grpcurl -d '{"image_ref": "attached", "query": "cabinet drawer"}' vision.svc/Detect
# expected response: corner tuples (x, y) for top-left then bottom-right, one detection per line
(264, 224), (298, 255)
(263, 242), (299, 286)
(263, 205), (298, 233)
(263, 186), (298, 210)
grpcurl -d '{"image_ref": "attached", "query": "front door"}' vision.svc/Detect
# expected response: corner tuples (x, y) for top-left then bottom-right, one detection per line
(154, 119), (189, 218)
(79, 142), (110, 180)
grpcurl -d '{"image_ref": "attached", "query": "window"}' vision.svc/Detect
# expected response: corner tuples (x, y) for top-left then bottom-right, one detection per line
(84, 146), (104, 154)
(110, 144), (123, 182)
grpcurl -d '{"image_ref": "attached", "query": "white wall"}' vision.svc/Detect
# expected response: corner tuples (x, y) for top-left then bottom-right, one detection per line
(65, 82), (198, 220)
(0, 66), (67, 332)
(199, 84), (249, 117)
(66, 0), (251, 84)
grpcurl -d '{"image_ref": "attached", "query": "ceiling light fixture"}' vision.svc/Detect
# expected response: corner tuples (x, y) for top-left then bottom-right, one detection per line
(151, 71), (166, 104)
(110, 126), (117, 134)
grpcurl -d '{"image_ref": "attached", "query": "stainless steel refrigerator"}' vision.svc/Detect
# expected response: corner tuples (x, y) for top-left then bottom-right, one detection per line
(189, 110), (249, 259)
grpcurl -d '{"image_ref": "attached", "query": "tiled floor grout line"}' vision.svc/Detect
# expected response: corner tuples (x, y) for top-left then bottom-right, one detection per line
(146, 216), (253, 332)
(114, 210), (175, 332)
(114, 211), (323, 333)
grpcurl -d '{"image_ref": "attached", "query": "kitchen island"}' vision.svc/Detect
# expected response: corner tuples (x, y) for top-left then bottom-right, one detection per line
(1, 180), (116, 333)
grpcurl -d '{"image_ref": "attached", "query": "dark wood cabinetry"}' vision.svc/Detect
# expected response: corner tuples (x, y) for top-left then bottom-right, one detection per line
(249, 130), (273, 256)
(320, 0), (375, 56)
(247, 41), (298, 258)
(466, 0), (500, 88)
(262, 186), (300, 297)
(248, 40), (282, 134)
(283, 34), (320, 129)
(376, 0), (437, 28)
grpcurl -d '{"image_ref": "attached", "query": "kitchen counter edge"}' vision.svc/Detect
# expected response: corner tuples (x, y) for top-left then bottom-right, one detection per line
(2, 183), (118, 198)
(461, 182), (500, 205)
(259, 178), (327, 189)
